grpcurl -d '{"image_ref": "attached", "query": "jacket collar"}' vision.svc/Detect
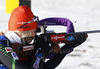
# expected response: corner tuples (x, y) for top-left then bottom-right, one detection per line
(4, 31), (22, 44)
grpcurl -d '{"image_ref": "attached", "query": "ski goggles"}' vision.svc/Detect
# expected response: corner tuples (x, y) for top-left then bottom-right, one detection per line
(17, 16), (39, 29)
(28, 16), (39, 24)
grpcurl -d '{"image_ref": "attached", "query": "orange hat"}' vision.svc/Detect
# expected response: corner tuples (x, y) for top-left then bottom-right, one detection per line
(8, 6), (38, 31)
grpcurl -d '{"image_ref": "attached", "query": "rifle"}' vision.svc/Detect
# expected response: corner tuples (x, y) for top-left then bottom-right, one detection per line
(37, 25), (100, 44)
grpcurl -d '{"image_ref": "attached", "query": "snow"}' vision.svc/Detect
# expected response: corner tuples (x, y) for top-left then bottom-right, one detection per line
(1, 0), (100, 69)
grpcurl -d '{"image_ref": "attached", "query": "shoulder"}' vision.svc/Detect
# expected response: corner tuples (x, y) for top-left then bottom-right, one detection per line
(0, 35), (8, 46)
(0, 35), (7, 41)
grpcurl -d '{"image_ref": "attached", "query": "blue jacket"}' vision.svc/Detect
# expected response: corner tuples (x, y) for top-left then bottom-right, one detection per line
(0, 35), (8, 46)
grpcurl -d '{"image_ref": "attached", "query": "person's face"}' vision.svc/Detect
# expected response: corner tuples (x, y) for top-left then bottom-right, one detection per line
(20, 29), (37, 44)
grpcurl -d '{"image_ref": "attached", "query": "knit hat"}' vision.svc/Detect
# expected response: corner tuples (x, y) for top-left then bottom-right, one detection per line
(8, 6), (38, 31)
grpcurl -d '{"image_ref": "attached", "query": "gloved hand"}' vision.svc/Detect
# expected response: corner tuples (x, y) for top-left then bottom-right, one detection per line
(35, 36), (61, 54)
(73, 33), (88, 46)
(34, 36), (51, 55)
(61, 33), (88, 53)
(51, 41), (61, 54)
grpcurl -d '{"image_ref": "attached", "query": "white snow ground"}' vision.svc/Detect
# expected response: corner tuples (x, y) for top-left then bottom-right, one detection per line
(1, 0), (100, 69)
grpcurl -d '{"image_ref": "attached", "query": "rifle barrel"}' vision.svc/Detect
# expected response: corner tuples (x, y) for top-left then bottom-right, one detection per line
(68, 30), (100, 34)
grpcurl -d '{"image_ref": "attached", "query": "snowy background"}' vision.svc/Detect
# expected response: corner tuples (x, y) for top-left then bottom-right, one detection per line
(1, 0), (100, 69)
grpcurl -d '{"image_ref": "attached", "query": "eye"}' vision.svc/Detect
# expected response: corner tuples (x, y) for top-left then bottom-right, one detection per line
(34, 30), (37, 33)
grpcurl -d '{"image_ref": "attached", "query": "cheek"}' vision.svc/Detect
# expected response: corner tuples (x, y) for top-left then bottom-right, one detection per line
(31, 32), (36, 37)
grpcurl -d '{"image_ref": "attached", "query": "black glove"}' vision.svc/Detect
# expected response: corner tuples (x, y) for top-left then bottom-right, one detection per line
(61, 33), (88, 53)
(73, 33), (88, 46)
(34, 36), (51, 55)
